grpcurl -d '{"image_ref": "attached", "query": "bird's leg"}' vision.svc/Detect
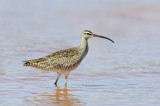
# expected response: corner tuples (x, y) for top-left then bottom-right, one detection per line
(54, 73), (61, 87)
(64, 72), (70, 88)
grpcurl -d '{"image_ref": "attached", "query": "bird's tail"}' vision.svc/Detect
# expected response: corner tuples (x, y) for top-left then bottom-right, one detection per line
(23, 61), (31, 66)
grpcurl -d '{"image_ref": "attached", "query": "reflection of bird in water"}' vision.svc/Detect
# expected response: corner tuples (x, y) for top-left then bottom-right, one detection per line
(23, 30), (114, 87)
(32, 88), (84, 105)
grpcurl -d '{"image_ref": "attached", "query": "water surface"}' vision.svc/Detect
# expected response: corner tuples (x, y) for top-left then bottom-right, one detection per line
(0, 1), (160, 105)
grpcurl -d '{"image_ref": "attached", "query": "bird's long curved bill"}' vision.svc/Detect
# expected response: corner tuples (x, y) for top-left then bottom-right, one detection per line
(93, 34), (114, 43)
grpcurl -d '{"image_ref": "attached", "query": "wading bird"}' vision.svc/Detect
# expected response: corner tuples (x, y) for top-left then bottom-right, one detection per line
(23, 30), (114, 87)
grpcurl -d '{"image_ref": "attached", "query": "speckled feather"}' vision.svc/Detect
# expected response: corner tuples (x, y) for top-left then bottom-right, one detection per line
(23, 44), (88, 73)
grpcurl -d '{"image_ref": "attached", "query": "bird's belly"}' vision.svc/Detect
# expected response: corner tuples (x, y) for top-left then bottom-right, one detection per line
(55, 62), (81, 73)
(31, 61), (81, 74)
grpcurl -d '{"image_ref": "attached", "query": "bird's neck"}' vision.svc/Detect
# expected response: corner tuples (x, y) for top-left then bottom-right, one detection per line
(78, 37), (89, 58)
(79, 37), (88, 49)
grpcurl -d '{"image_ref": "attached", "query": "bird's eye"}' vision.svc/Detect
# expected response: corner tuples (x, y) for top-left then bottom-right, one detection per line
(87, 33), (91, 35)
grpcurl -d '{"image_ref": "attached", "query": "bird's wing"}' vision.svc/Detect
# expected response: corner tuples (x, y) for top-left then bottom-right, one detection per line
(44, 47), (80, 66)
(23, 47), (80, 70)
(45, 47), (79, 59)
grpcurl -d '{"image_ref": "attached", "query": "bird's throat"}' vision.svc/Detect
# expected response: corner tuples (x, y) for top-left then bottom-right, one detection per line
(79, 37), (89, 58)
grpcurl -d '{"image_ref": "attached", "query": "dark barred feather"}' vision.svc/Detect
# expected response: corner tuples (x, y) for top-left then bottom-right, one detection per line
(23, 62), (31, 66)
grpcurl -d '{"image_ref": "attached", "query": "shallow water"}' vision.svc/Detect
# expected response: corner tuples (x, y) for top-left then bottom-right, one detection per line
(0, 0), (160, 106)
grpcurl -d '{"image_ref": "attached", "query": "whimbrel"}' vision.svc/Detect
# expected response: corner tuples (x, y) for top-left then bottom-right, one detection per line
(23, 30), (114, 87)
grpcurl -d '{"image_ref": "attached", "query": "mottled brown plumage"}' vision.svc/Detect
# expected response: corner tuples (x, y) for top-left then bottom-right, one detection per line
(23, 30), (114, 87)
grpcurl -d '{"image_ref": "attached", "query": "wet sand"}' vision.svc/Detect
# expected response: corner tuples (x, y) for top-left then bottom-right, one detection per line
(0, 1), (160, 105)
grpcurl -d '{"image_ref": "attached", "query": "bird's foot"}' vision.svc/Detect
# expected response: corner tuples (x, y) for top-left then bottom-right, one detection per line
(54, 83), (57, 87)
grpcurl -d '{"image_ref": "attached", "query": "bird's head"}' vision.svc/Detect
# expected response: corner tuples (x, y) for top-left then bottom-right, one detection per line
(81, 30), (114, 43)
